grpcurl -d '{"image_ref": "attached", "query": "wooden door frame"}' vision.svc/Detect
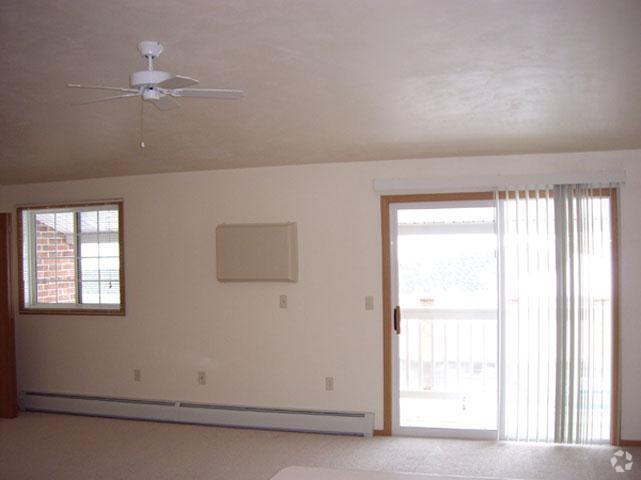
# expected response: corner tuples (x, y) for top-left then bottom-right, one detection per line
(610, 189), (621, 445)
(0, 213), (17, 418)
(376, 191), (621, 445)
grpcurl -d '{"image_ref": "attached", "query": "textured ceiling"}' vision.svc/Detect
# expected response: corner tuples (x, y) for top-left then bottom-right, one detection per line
(1, 0), (640, 184)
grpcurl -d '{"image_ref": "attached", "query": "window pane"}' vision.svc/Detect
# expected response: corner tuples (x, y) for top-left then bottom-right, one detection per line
(80, 258), (99, 281)
(396, 205), (498, 431)
(98, 239), (119, 257)
(98, 210), (119, 232)
(79, 233), (118, 255)
(399, 316), (497, 429)
(78, 208), (120, 306)
(100, 281), (120, 304)
(81, 281), (100, 304)
(21, 211), (30, 303)
(80, 211), (98, 233)
(99, 257), (120, 281)
(34, 212), (77, 304)
(398, 207), (495, 225)
(80, 241), (98, 257)
(398, 233), (497, 309)
(397, 207), (497, 309)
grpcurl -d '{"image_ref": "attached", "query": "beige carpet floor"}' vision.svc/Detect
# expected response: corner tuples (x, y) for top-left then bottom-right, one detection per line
(0, 412), (639, 480)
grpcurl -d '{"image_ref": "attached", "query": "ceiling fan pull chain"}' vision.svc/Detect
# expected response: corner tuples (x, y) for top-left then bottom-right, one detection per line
(140, 96), (145, 148)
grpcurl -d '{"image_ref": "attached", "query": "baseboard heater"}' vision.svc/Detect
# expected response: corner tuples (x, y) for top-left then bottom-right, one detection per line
(20, 391), (374, 437)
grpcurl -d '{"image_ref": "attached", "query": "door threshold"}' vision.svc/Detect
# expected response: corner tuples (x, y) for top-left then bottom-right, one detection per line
(393, 427), (497, 440)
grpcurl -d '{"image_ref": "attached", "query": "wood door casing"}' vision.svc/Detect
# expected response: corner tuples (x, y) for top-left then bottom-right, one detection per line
(0, 213), (17, 418)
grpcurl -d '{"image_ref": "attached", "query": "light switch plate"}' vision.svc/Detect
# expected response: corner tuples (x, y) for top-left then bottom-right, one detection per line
(365, 296), (374, 311)
(325, 376), (334, 391)
(279, 294), (288, 309)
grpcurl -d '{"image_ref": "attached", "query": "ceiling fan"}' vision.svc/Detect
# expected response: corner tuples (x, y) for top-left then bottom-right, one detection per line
(67, 41), (244, 147)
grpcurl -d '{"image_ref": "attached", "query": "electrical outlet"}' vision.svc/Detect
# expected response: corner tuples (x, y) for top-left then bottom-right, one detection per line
(325, 376), (334, 391)
(133, 369), (141, 382)
(198, 371), (206, 385)
(279, 294), (288, 309)
(365, 295), (374, 311)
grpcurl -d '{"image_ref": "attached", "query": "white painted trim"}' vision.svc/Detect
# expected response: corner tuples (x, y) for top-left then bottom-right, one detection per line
(392, 426), (498, 440)
(398, 223), (495, 235)
(392, 200), (492, 210)
(272, 466), (526, 480)
(390, 204), (401, 435)
(402, 308), (497, 321)
(20, 391), (374, 437)
(373, 170), (626, 194)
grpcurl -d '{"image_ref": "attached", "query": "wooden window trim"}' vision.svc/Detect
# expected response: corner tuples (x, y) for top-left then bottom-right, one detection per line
(377, 190), (621, 445)
(17, 201), (125, 316)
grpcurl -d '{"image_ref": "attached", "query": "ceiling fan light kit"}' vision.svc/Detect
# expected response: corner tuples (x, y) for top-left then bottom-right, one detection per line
(67, 41), (244, 148)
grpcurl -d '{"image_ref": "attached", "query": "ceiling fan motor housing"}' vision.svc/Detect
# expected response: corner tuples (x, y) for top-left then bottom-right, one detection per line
(130, 70), (172, 89)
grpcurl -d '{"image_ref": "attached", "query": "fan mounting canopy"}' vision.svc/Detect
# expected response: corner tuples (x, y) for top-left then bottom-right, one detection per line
(138, 41), (163, 59)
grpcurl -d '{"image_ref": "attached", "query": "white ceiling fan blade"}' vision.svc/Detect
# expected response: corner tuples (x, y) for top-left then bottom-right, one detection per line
(149, 94), (180, 111)
(72, 93), (141, 106)
(67, 83), (139, 93)
(170, 88), (244, 99)
(156, 75), (199, 89)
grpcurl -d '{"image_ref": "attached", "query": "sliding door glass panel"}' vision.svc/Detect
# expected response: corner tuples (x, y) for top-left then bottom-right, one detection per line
(395, 205), (498, 432)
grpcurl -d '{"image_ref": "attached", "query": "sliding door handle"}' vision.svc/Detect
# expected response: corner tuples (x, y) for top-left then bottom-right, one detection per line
(393, 305), (401, 335)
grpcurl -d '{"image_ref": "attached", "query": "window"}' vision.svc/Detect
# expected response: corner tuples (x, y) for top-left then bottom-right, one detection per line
(18, 201), (124, 315)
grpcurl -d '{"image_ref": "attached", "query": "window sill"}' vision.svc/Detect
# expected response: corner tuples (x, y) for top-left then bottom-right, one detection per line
(19, 307), (125, 316)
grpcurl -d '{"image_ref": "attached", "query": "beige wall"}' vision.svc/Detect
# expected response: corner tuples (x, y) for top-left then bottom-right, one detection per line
(1, 149), (640, 439)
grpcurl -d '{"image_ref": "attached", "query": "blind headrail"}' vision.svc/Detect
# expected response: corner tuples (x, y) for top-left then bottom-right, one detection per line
(373, 170), (626, 194)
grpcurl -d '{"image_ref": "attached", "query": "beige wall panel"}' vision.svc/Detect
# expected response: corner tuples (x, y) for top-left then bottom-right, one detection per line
(216, 223), (298, 282)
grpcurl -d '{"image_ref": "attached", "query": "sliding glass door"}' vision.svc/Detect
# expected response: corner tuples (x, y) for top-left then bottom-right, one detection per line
(387, 187), (617, 444)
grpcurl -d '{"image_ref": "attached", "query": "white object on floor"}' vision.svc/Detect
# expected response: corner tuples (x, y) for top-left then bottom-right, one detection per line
(271, 466), (525, 480)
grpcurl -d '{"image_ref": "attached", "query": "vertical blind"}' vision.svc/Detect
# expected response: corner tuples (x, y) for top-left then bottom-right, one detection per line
(497, 185), (614, 444)
(554, 185), (613, 444)
(498, 189), (557, 442)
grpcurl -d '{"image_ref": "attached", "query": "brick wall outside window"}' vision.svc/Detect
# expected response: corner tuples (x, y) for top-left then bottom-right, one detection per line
(35, 220), (76, 303)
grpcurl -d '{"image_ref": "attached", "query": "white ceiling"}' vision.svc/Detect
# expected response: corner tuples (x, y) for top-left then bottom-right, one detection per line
(1, 0), (640, 184)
